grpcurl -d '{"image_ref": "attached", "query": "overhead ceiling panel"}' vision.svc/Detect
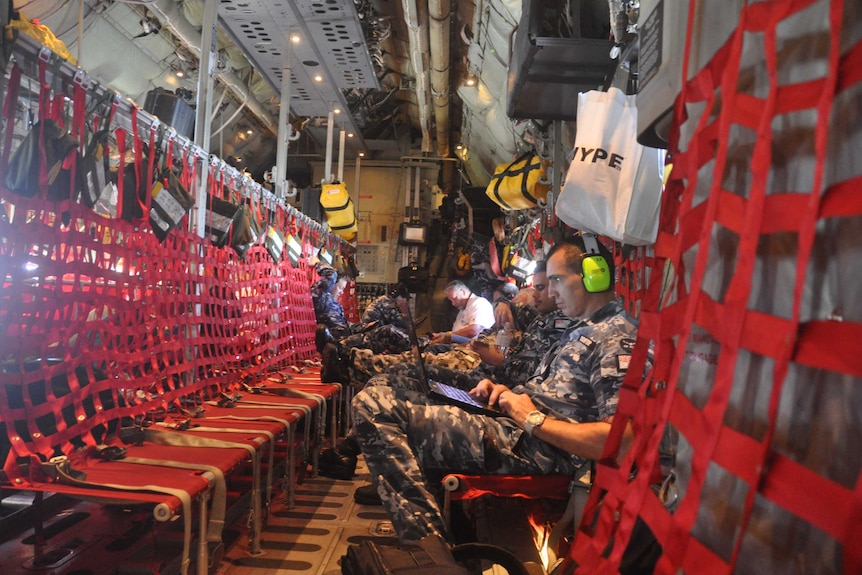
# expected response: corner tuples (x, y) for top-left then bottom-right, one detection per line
(293, 0), (379, 91)
(218, 0), (377, 111)
(218, 0), (376, 152)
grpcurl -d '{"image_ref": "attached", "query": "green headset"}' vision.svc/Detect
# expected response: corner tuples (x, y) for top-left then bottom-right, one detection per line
(580, 234), (612, 293)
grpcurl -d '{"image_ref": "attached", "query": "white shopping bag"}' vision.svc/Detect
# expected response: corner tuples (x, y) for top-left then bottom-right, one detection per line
(556, 88), (666, 246)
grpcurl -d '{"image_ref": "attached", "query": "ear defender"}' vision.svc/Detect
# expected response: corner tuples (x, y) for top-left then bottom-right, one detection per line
(580, 234), (612, 293)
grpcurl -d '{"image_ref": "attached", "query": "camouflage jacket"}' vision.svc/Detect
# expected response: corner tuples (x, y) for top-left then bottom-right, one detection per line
(487, 309), (574, 386)
(312, 263), (349, 333)
(511, 299), (638, 469)
(359, 295), (407, 330)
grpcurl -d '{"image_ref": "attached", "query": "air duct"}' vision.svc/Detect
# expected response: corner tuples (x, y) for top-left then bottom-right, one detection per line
(402, 0), (433, 152)
(428, 0), (451, 158)
(148, 0), (277, 136)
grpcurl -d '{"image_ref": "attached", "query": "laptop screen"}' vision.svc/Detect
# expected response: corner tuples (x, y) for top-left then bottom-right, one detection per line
(400, 298), (431, 394)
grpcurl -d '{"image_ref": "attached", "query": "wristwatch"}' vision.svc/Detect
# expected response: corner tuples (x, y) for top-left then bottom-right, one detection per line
(523, 410), (547, 437)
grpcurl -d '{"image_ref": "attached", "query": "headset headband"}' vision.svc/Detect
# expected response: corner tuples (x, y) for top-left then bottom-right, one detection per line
(582, 233), (600, 255)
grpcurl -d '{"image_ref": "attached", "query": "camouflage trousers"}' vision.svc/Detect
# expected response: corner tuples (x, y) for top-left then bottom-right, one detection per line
(339, 324), (411, 355)
(349, 346), (483, 387)
(351, 381), (576, 543)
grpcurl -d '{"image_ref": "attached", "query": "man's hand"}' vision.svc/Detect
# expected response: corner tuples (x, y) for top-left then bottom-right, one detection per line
(469, 339), (504, 366)
(430, 331), (451, 344)
(469, 379), (509, 409)
(494, 301), (516, 329)
(470, 380), (538, 425)
(497, 392), (537, 427)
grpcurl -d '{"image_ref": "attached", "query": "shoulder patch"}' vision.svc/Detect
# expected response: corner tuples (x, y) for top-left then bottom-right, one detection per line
(554, 318), (574, 330)
(578, 335), (595, 348)
(620, 338), (636, 352)
(617, 355), (631, 371)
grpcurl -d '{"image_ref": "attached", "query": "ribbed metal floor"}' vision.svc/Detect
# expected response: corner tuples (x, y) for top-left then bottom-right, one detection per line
(220, 457), (396, 575)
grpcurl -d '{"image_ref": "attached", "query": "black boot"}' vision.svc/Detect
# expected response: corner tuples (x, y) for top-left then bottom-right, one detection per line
(318, 446), (357, 480)
(353, 484), (382, 505)
(336, 435), (361, 458)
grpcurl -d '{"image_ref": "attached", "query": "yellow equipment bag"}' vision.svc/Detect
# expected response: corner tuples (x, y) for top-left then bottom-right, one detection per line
(320, 182), (358, 241)
(485, 152), (550, 211)
(9, 17), (77, 64)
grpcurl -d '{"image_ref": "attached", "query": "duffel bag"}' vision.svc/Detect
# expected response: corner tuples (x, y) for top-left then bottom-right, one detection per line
(320, 181), (358, 241)
(485, 152), (550, 211)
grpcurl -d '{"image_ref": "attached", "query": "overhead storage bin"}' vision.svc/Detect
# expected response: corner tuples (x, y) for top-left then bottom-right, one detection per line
(506, 0), (615, 120)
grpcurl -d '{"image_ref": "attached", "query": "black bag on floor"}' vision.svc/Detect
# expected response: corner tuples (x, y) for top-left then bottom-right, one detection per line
(341, 536), (469, 575)
(320, 342), (349, 384)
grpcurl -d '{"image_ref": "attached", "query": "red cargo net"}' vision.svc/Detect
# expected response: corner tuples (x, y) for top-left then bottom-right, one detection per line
(0, 62), (356, 482)
(571, 1), (862, 574)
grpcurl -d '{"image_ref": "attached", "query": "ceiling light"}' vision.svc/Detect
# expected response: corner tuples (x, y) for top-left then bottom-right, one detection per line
(246, 128), (253, 135)
(314, 74), (323, 82)
(290, 34), (301, 44)
(465, 77), (476, 87)
(347, 133), (354, 138)
(358, 152), (365, 157)
(175, 69), (184, 78)
(333, 108), (341, 114)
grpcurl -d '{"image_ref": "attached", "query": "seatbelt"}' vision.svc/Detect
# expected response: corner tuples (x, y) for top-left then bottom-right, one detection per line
(138, 428), (263, 554)
(259, 385), (327, 443)
(159, 423), (277, 521)
(122, 456), (226, 544)
(39, 455), (198, 575)
(198, 414), (298, 508)
(258, 386), (329, 475)
(208, 399), (312, 459)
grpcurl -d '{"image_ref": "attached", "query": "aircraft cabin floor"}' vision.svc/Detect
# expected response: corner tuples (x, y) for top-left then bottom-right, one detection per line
(1, 456), (548, 574)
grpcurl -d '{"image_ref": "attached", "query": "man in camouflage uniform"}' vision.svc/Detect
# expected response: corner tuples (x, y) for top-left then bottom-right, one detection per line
(352, 237), (638, 543)
(311, 262), (350, 339)
(337, 283), (412, 354)
(471, 260), (571, 386)
(357, 284), (410, 329)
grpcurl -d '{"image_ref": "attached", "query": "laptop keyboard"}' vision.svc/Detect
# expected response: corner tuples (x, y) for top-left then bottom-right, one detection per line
(431, 381), (485, 408)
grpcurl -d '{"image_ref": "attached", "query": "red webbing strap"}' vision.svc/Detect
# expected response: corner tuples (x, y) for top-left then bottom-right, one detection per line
(130, 105), (147, 219)
(206, 160), (217, 238)
(181, 145), (193, 231)
(0, 63), (21, 181)
(116, 128), (126, 218)
(71, 79), (86, 142)
(67, 77), (88, 206)
(445, 474), (572, 502)
(187, 148), (198, 209)
(572, 1), (858, 574)
(144, 122), (157, 214)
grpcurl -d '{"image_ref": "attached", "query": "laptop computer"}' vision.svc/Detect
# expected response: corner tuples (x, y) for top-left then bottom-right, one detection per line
(402, 299), (505, 418)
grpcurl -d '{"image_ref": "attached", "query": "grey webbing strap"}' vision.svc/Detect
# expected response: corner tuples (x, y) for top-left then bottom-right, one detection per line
(265, 390), (323, 474)
(547, 465), (592, 565)
(263, 387), (327, 451)
(44, 456), (197, 575)
(123, 457), (225, 544)
(162, 424), (276, 511)
(139, 428), (263, 554)
(213, 400), (313, 455)
(197, 415), (297, 508)
(207, 401), (311, 472)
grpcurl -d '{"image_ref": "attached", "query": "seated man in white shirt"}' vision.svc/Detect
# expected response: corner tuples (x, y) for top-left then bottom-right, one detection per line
(430, 280), (496, 344)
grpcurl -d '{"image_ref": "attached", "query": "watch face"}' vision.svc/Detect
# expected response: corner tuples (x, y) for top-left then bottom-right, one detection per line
(528, 411), (544, 425)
